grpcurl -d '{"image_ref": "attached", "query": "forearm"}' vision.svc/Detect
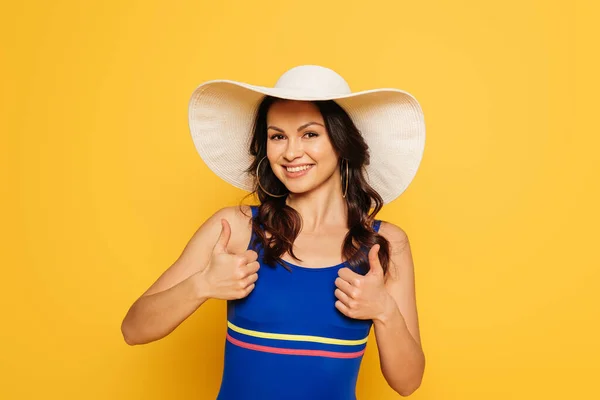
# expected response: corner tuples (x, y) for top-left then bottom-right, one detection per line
(121, 274), (210, 345)
(373, 296), (425, 396)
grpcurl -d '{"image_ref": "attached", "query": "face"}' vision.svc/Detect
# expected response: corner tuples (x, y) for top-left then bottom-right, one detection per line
(266, 100), (339, 195)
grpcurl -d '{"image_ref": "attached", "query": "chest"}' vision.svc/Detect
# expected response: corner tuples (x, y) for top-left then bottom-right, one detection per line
(280, 230), (349, 268)
(228, 260), (371, 339)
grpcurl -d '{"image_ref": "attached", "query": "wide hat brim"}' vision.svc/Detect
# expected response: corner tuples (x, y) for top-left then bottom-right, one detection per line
(188, 78), (426, 204)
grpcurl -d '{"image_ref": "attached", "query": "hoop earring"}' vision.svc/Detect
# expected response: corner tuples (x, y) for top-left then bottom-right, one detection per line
(256, 156), (287, 198)
(341, 158), (349, 198)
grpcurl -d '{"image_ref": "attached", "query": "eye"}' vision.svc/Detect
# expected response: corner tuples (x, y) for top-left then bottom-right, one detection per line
(269, 134), (285, 141)
(304, 131), (319, 138)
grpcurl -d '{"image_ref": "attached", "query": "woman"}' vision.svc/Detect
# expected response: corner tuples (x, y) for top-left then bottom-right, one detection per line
(121, 65), (426, 399)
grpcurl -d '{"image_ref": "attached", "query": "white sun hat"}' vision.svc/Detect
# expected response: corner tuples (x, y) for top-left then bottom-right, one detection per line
(188, 65), (426, 204)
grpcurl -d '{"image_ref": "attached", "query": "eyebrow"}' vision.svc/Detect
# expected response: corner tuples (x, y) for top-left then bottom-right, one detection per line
(267, 121), (325, 133)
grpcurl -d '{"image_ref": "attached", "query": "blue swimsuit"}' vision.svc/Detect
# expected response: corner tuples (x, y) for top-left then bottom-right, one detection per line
(216, 206), (382, 400)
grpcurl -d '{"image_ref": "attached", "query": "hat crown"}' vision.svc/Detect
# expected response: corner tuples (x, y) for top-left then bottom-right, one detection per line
(274, 65), (351, 95)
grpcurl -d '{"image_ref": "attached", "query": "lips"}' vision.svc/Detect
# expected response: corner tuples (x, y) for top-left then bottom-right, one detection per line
(282, 164), (314, 178)
(285, 164), (313, 172)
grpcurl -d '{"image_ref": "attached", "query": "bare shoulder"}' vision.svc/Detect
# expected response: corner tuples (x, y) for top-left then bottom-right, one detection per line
(186, 205), (253, 256)
(214, 205), (254, 254)
(211, 204), (252, 227)
(378, 221), (410, 250)
(377, 221), (412, 281)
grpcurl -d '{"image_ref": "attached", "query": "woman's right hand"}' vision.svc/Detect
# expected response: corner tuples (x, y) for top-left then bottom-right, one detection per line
(196, 218), (259, 300)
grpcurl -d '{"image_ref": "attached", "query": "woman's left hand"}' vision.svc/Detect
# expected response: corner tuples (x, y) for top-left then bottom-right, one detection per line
(334, 244), (394, 322)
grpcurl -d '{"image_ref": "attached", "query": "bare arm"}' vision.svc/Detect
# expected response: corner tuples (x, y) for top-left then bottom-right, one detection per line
(120, 272), (209, 345)
(120, 205), (252, 345)
(374, 222), (425, 396)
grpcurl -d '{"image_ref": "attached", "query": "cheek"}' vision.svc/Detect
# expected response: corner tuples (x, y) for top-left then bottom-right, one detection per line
(308, 145), (338, 170)
(306, 140), (335, 161)
(266, 141), (283, 162)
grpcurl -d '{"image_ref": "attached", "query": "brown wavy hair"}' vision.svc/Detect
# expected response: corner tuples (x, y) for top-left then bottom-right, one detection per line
(243, 96), (390, 274)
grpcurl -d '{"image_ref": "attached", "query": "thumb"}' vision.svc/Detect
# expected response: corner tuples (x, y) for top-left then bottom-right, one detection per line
(367, 244), (383, 276)
(213, 219), (231, 254)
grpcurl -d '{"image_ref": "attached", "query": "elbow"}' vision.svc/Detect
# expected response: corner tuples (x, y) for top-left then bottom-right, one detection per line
(121, 316), (164, 346)
(392, 377), (423, 397)
(121, 315), (142, 346)
(121, 321), (136, 346)
(390, 358), (425, 397)
(121, 316), (158, 346)
(122, 333), (138, 346)
(396, 382), (422, 397)
(121, 300), (146, 346)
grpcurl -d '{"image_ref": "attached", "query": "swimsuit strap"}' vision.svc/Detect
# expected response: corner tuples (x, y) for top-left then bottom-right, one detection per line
(246, 205), (260, 251)
(373, 219), (382, 233)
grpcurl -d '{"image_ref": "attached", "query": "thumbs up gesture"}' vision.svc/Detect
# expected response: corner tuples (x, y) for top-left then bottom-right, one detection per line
(334, 244), (392, 321)
(201, 219), (260, 300)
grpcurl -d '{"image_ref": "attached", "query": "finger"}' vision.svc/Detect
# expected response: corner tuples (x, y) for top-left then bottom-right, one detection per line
(241, 249), (258, 263)
(243, 260), (260, 274)
(243, 273), (258, 287)
(334, 288), (352, 307)
(335, 300), (351, 317)
(367, 244), (383, 276)
(213, 219), (231, 254)
(338, 267), (361, 286)
(244, 283), (256, 296)
(334, 277), (356, 298)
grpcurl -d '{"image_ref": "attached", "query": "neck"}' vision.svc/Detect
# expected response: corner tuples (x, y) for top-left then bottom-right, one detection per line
(285, 174), (348, 233)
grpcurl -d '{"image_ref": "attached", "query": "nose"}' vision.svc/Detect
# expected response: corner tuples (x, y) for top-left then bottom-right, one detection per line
(284, 137), (303, 161)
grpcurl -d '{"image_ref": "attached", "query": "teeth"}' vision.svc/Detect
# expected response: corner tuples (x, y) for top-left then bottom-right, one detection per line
(286, 165), (312, 172)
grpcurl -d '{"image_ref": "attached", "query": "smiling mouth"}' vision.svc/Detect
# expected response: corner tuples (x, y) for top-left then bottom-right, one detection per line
(284, 164), (314, 173)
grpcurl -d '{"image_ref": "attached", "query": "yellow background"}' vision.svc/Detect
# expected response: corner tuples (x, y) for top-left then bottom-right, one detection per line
(1, 0), (598, 399)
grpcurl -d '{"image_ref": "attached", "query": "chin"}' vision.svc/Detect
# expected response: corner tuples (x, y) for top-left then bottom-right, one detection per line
(285, 182), (320, 196)
(284, 185), (310, 195)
